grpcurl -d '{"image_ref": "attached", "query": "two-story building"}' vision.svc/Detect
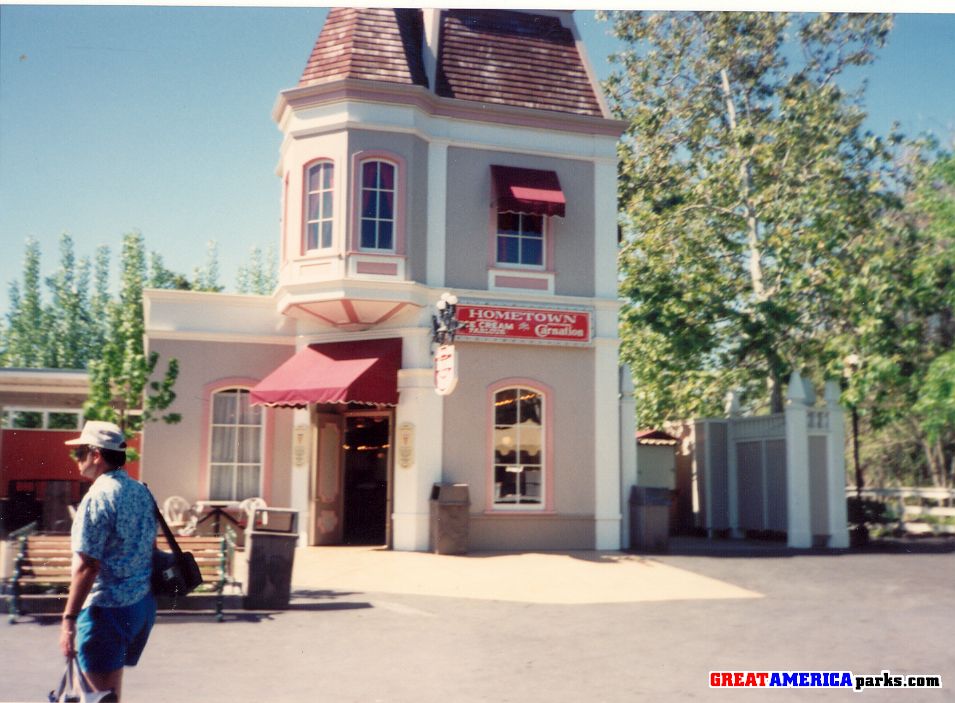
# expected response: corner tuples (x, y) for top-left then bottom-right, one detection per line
(141, 8), (632, 551)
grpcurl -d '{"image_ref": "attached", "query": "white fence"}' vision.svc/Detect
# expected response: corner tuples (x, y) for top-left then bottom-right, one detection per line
(672, 372), (849, 549)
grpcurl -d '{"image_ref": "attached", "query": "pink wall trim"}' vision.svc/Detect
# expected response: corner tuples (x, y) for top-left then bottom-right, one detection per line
(350, 150), (407, 256)
(355, 260), (399, 276)
(493, 274), (551, 291)
(485, 377), (555, 513)
(301, 157), (335, 257)
(281, 172), (289, 265)
(199, 377), (274, 504)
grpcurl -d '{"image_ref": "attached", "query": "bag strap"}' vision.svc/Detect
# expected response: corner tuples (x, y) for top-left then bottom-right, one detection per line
(146, 485), (184, 557)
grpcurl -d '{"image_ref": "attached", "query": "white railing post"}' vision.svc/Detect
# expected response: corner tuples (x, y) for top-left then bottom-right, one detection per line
(825, 381), (850, 547)
(785, 371), (813, 548)
(619, 366), (637, 549)
(725, 390), (741, 538)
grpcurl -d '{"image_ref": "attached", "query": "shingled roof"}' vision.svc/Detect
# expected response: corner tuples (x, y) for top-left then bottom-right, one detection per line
(297, 8), (604, 119)
(299, 8), (428, 88)
(435, 10), (603, 118)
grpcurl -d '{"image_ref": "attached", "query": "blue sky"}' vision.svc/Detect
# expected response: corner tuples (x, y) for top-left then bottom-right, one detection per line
(1, 6), (953, 318)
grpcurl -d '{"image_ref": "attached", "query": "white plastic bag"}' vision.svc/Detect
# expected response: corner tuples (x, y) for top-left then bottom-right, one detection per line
(48, 656), (115, 703)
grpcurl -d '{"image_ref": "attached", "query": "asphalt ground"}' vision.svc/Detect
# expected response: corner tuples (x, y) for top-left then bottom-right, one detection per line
(1, 539), (952, 702)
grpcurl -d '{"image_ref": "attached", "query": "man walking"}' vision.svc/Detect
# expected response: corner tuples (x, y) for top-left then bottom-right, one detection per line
(59, 421), (157, 702)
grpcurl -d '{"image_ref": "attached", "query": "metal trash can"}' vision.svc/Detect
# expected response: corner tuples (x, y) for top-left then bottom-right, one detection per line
(429, 484), (470, 555)
(243, 508), (299, 609)
(629, 486), (671, 553)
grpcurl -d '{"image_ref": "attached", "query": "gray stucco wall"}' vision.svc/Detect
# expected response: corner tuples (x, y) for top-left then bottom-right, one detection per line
(141, 339), (295, 508)
(445, 147), (596, 297)
(440, 341), (596, 550)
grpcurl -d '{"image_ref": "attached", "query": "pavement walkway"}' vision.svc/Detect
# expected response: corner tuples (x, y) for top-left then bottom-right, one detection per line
(290, 545), (763, 604)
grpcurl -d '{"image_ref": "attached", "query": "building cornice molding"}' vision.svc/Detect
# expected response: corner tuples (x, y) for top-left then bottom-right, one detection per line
(0, 368), (89, 395)
(146, 331), (297, 346)
(273, 78), (627, 140)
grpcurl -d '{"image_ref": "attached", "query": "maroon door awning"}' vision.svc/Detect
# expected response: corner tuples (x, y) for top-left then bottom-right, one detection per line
(250, 338), (401, 407)
(491, 165), (565, 217)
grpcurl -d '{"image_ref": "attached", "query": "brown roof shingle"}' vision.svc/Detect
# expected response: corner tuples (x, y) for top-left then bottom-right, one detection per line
(297, 8), (604, 119)
(435, 10), (603, 118)
(299, 8), (427, 88)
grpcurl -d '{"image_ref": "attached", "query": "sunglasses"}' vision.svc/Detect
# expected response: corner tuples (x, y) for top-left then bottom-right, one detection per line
(70, 446), (93, 461)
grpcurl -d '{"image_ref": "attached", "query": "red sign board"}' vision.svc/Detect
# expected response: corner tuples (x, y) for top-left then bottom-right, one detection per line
(456, 304), (591, 345)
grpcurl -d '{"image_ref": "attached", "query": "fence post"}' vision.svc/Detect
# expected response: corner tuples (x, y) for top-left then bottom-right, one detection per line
(785, 372), (813, 548)
(725, 391), (742, 538)
(825, 381), (850, 547)
(619, 366), (637, 550)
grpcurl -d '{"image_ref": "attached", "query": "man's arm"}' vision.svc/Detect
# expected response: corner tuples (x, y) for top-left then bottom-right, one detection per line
(60, 552), (100, 658)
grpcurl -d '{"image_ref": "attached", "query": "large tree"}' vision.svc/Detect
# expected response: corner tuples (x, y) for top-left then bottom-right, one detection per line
(84, 231), (181, 433)
(2, 238), (48, 367)
(602, 11), (895, 423)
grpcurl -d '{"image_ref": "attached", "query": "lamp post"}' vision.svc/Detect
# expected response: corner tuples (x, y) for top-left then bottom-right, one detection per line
(431, 292), (464, 396)
(431, 292), (464, 347)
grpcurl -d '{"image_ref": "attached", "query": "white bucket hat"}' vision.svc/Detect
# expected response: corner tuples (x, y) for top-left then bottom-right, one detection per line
(64, 420), (127, 451)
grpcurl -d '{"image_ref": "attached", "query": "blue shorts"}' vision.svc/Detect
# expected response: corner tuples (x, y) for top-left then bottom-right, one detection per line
(76, 593), (157, 673)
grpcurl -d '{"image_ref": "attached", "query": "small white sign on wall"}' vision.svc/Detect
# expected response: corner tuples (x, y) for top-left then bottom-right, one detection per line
(293, 424), (309, 468)
(397, 422), (415, 469)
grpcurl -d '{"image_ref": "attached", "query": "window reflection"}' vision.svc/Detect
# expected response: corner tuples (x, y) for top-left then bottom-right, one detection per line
(493, 387), (543, 506)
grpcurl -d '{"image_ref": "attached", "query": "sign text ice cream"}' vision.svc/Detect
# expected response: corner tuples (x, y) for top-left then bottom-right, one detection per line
(456, 304), (592, 345)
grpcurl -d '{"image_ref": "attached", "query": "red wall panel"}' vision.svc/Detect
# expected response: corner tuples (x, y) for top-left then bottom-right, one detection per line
(1, 429), (141, 498)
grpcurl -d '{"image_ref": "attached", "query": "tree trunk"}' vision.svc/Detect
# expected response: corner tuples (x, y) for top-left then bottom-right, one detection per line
(719, 68), (766, 302)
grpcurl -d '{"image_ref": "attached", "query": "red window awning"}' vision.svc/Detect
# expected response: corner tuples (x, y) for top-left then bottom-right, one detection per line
(491, 165), (565, 218)
(250, 338), (401, 407)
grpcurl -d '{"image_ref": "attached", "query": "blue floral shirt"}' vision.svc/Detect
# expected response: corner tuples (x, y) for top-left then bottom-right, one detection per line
(71, 469), (156, 608)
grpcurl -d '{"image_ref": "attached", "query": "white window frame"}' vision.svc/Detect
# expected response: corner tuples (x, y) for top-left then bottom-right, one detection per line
(208, 388), (264, 502)
(304, 160), (335, 251)
(1, 407), (82, 430)
(358, 159), (398, 253)
(491, 386), (546, 511)
(495, 211), (546, 269)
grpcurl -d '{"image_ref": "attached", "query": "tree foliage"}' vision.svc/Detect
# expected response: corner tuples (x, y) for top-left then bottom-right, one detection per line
(837, 148), (955, 487)
(602, 11), (896, 423)
(84, 232), (181, 433)
(236, 244), (277, 296)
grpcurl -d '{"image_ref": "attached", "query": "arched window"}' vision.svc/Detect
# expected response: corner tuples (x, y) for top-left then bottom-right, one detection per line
(305, 160), (334, 251)
(492, 386), (546, 508)
(359, 159), (397, 252)
(209, 388), (263, 501)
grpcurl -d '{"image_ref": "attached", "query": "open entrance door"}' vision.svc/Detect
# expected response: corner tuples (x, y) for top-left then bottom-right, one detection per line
(310, 413), (344, 546)
(342, 413), (392, 546)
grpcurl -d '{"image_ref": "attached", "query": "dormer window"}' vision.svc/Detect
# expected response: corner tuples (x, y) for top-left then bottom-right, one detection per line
(359, 160), (397, 252)
(305, 160), (334, 251)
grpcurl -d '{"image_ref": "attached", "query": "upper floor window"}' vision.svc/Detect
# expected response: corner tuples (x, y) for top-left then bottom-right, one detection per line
(305, 161), (334, 251)
(359, 160), (396, 252)
(497, 212), (544, 267)
(209, 388), (263, 501)
(493, 386), (545, 509)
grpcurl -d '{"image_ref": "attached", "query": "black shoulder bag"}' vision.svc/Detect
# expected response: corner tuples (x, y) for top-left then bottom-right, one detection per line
(151, 495), (204, 598)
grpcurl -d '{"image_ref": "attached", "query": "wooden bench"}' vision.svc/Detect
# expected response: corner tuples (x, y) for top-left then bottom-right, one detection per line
(3, 526), (240, 622)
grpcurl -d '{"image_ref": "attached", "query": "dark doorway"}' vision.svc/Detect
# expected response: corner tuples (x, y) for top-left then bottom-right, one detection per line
(342, 415), (390, 545)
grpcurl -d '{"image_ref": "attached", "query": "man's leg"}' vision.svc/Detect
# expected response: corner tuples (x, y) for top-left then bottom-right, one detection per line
(84, 668), (123, 701)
